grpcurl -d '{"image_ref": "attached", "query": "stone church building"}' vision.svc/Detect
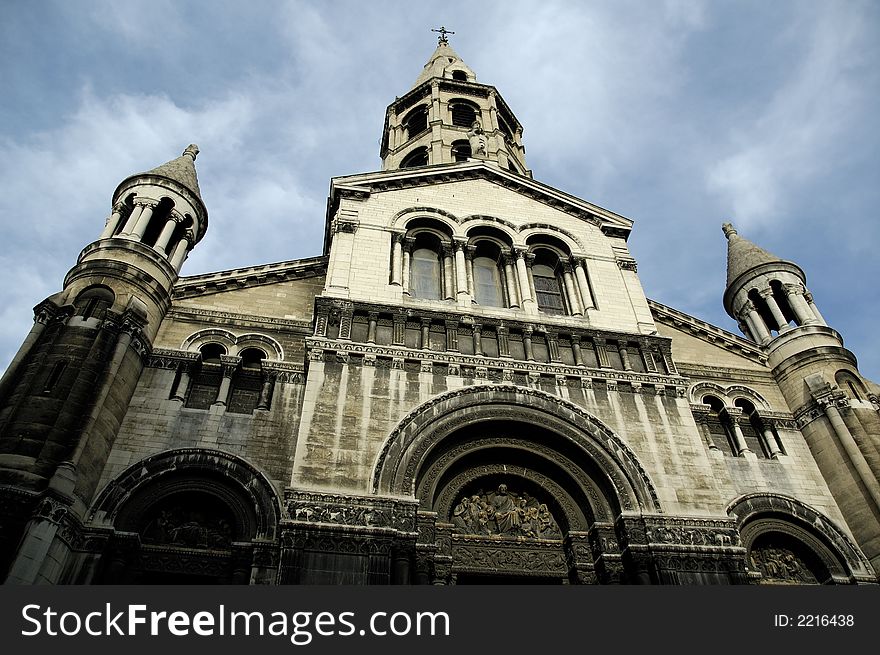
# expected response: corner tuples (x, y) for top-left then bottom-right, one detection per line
(2, 37), (879, 585)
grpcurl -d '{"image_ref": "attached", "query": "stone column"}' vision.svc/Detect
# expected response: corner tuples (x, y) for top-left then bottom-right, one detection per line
(617, 342), (632, 371)
(214, 355), (241, 406)
(98, 202), (126, 239)
(571, 335), (584, 366)
(402, 237), (415, 295)
(153, 211), (182, 254)
(514, 248), (535, 310)
(725, 408), (752, 456)
(525, 253), (537, 305)
(0, 304), (55, 402)
(804, 291), (827, 326)
(785, 284), (815, 325)
(169, 230), (193, 272)
(442, 246), (455, 300)
(130, 200), (157, 240)
(741, 301), (772, 344)
(421, 319), (431, 350)
(367, 312), (379, 344)
(454, 239), (469, 301)
(560, 259), (583, 316)
(170, 360), (193, 402)
(573, 257), (595, 310)
(390, 232), (404, 286)
(818, 396), (880, 509)
(464, 245), (476, 298)
(503, 252), (519, 308)
(523, 327), (535, 361)
(256, 371), (277, 411)
(759, 289), (789, 332)
(692, 405), (720, 451)
(118, 201), (145, 237)
(761, 421), (782, 459)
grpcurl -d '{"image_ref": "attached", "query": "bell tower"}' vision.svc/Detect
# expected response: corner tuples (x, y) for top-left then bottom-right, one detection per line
(721, 222), (880, 573)
(0, 145), (207, 582)
(380, 28), (529, 175)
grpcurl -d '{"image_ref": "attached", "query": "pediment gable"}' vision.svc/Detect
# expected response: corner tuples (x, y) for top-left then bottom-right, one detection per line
(329, 162), (633, 239)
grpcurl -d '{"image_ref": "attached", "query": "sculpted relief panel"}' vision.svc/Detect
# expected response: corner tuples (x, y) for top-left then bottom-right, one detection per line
(450, 484), (562, 540)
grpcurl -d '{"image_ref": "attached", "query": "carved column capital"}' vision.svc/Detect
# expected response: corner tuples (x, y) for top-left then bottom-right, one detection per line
(219, 355), (242, 377)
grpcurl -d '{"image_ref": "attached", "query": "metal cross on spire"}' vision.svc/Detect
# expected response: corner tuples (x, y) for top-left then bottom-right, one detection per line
(431, 26), (454, 45)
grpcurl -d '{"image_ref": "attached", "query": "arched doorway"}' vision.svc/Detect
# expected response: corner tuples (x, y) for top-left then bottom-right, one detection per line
(89, 449), (281, 584)
(728, 493), (876, 585)
(374, 384), (661, 584)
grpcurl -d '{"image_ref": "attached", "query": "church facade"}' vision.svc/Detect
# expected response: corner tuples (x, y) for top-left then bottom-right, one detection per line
(2, 38), (879, 585)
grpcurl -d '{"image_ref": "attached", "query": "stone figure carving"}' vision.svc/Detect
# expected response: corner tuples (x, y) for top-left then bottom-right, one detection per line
(449, 484), (561, 539)
(749, 545), (818, 584)
(141, 506), (233, 549)
(467, 120), (488, 157)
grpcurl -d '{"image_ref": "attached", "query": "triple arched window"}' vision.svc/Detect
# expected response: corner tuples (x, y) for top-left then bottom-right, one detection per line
(391, 221), (598, 316)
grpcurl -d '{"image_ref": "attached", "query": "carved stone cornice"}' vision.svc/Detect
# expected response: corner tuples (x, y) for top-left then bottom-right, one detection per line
(648, 299), (768, 365)
(306, 336), (687, 392)
(147, 348), (201, 370)
(166, 306), (312, 333)
(173, 256), (328, 300)
(283, 490), (418, 534)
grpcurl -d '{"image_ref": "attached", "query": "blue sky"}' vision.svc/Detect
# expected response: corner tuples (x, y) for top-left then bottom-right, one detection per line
(1, 0), (878, 382)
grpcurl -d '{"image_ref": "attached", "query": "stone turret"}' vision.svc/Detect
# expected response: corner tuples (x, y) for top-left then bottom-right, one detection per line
(0, 146), (208, 583)
(720, 222), (880, 574)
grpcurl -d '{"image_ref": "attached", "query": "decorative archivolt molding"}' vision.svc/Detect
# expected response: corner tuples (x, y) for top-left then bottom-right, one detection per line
(181, 328), (284, 360)
(688, 381), (771, 410)
(371, 383), (662, 514)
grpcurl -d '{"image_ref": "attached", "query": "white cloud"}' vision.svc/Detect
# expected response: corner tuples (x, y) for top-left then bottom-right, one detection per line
(705, 4), (869, 228)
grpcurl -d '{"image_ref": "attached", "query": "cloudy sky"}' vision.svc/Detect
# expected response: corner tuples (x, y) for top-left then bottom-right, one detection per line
(1, 0), (878, 382)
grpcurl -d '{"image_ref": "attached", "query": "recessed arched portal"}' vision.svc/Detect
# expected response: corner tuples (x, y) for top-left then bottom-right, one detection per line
(373, 384), (661, 583)
(727, 493), (876, 584)
(89, 448), (281, 584)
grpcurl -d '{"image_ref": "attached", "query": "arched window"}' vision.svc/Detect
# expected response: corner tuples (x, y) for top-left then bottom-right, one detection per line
(734, 399), (774, 458)
(402, 106), (428, 140)
(141, 197), (174, 248)
(770, 280), (797, 328)
(748, 288), (778, 334)
(703, 395), (735, 454)
(410, 234), (444, 300)
(228, 348), (266, 414)
(450, 101), (477, 128)
(533, 263), (565, 315)
(451, 139), (472, 161)
(471, 241), (505, 308)
(451, 70), (468, 81)
(185, 343), (226, 410)
(400, 147), (429, 168)
(73, 285), (115, 319)
(835, 370), (866, 401)
(529, 248), (568, 315)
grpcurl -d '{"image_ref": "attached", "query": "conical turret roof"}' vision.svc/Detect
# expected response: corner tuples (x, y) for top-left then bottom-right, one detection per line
(413, 40), (476, 87)
(722, 222), (788, 287)
(143, 144), (202, 199)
